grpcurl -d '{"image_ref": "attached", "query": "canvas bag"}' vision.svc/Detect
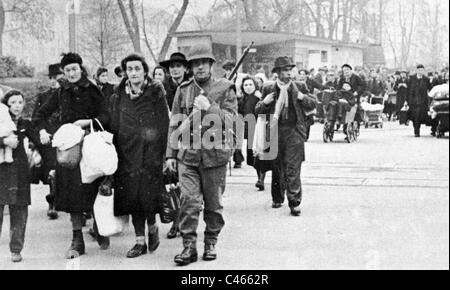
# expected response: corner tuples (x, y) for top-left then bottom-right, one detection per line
(80, 119), (118, 184)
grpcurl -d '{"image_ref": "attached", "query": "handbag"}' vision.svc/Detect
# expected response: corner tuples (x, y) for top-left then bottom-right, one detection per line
(57, 143), (82, 169)
(160, 167), (181, 224)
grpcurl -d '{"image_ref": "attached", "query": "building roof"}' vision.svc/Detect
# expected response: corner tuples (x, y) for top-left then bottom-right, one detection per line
(171, 30), (368, 49)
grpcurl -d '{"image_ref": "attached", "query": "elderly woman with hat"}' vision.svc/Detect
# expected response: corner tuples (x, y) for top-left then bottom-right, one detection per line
(33, 52), (110, 259)
(160, 52), (190, 111)
(166, 43), (238, 266)
(255, 56), (316, 216)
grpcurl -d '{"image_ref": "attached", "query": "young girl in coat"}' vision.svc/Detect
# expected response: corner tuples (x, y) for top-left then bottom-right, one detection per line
(0, 90), (38, 263)
(0, 101), (16, 164)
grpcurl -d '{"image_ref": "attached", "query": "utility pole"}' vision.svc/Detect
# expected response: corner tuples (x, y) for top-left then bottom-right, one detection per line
(67, 0), (80, 52)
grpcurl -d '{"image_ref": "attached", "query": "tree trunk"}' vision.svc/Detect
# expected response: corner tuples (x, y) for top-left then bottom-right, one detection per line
(0, 0), (5, 56)
(117, 0), (141, 53)
(157, 0), (189, 62)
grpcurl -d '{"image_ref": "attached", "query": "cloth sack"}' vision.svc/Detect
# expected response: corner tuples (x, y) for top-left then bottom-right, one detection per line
(80, 119), (118, 184)
(252, 116), (267, 158)
(94, 191), (129, 237)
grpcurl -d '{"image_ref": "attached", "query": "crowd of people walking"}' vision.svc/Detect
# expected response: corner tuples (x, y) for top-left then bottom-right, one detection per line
(0, 43), (448, 266)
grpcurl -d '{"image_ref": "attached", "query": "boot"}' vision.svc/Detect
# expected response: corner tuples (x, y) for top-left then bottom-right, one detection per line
(65, 230), (85, 259)
(203, 244), (217, 261)
(148, 226), (160, 252)
(174, 243), (198, 266)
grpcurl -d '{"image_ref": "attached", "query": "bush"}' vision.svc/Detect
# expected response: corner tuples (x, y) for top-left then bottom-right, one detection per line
(0, 56), (35, 78)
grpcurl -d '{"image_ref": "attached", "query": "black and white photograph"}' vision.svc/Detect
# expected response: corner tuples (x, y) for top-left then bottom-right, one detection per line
(0, 0), (448, 274)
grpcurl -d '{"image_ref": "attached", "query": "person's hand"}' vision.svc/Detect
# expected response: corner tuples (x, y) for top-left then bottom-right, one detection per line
(255, 90), (262, 99)
(40, 130), (52, 145)
(353, 92), (358, 97)
(3, 134), (19, 149)
(166, 158), (177, 173)
(298, 91), (305, 100)
(263, 93), (275, 105)
(194, 95), (211, 111)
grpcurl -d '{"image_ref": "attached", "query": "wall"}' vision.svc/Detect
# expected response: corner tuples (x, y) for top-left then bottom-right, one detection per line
(331, 46), (364, 68)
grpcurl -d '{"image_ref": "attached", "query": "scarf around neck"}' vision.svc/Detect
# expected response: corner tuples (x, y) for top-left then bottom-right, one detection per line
(125, 79), (149, 100)
(274, 79), (292, 120)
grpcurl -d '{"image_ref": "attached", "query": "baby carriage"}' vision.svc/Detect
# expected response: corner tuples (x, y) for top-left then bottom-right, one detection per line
(429, 84), (449, 138)
(361, 94), (385, 129)
(322, 89), (360, 143)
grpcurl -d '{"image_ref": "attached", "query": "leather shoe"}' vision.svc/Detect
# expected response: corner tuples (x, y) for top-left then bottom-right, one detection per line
(290, 206), (302, 216)
(126, 244), (147, 258)
(255, 181), (265, 191)
(203, 244), (217, 261)
(167, 226), (179, 239)
(148, 228), (160, 252)
(174, 247), (198, 266)
(272, 202), (283, 209)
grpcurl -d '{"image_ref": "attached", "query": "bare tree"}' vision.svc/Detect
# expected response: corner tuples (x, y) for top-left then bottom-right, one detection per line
(0, 0), (54, 56)
(79, 0), (129, 67)
(117, 0), (141, 53)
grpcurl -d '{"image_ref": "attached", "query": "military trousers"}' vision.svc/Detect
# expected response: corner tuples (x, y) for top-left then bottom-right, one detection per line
(178, 163), (227, 248)
(271, 125), (304, 208)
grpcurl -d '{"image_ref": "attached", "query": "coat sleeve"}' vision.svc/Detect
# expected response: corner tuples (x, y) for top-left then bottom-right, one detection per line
(32, 89), (60, 132)
(255, 85), (272, 115)
(165, 86), (183, 160)
(93, 88), (109, 130)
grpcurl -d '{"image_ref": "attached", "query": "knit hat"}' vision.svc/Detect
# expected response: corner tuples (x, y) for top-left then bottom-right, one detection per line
(60, 52), (83, 69)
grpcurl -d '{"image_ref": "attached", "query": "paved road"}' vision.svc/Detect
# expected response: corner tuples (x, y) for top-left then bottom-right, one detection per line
(1, 122), (448, 270)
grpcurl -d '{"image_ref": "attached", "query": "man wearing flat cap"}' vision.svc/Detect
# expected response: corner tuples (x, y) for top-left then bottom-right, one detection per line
(166, 43), (238, 266)
(338, 64), (366, 124)
(31, 63), (65, 220)
(160, 52), (190, 111)
(255, 56), (316, 216)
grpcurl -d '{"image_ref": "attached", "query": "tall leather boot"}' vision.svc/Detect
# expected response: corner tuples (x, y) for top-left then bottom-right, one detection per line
(66, 230), (85, 259)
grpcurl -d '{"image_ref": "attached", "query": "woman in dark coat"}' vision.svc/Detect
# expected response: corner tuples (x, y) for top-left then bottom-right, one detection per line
(33, 53), (109, 259)
(0, 90), (39, 263)
(109, 54), (169, 258)
(239, 76), (271, 191)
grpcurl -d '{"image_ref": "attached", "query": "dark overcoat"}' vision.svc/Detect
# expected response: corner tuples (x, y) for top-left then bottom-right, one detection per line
(108, 78), (170, 216)
(0, 118), (38, 206)
(31, 87), (60, 184)
(32, 77), (108, 213)
(407, 75), (432, 124)
(255, 81), (316, 162)
(394, 77), (409, 111)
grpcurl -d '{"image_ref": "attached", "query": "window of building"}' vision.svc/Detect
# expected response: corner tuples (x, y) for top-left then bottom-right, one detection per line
(321, 51), (328, 63)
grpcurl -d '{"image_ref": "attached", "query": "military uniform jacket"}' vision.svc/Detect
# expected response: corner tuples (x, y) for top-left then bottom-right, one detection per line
(166, 77), (238, 169)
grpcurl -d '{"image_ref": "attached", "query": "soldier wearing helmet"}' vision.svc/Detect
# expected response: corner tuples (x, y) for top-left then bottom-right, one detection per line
(166, 43), (238, 266)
